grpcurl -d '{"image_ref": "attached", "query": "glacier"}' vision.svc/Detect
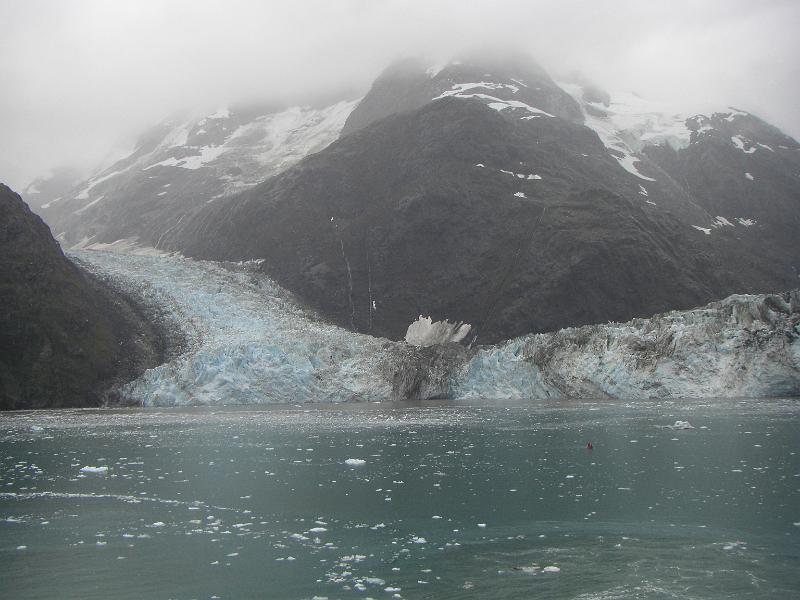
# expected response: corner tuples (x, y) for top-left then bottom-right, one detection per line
(75, 251), (800, 405)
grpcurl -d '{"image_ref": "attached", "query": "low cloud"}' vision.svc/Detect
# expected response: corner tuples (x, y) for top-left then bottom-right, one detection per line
(2, 0), (798, 189)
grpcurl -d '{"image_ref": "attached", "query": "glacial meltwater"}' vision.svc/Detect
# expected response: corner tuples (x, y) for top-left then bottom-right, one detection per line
(1, 400), (798, 599)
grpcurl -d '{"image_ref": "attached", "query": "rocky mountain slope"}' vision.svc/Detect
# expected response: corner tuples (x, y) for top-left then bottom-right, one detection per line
(163, 54), (800, 344)
(0, 184), (163, 409)
(31, 99), (359, 251)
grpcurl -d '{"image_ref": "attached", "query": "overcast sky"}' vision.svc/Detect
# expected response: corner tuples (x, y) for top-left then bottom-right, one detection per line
(1, 0), (798, 190)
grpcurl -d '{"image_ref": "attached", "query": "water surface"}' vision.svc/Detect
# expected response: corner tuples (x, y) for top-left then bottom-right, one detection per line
(1, 399), (798, 599)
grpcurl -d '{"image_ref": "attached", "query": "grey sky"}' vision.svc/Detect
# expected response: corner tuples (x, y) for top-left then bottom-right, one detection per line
(1, 0), (798, 190)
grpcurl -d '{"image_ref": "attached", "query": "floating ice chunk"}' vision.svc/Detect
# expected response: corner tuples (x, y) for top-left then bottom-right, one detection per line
(405, 315), (471, 347)
(384, 587), (401, 593)
(475, 163), (485, 168)
(150, 521), (165, 527)
(543, 566), (561, 573)
(527, 174), (542, 180)
(745, 172), (754, 181)
(79, 466), (108, 474)
(16, 545), (27, 550)
(737, 218), (756, 227)
(692, 226), (712, 235)
(308, 527), (328, 533)
(411, 536), (427, 544)
(638, 185), (649, 197)
(344, 458), (366, 466)
(29, 425), (44, 432)
(722, 541), (746, 551)
(477, 523), (487, 528)
(514, 192), (527, 198)
(670, 420), (695, 430)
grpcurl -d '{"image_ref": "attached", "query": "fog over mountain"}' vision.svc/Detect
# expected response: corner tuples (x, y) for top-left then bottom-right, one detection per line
(2, 0), (799, 190)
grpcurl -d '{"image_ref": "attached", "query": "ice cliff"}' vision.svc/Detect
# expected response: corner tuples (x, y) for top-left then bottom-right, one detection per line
(76, 251), (800, 405)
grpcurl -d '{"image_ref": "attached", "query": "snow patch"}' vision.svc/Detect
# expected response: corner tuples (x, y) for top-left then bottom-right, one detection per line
(731, 135), (757, 154)
(692, 226), (712, 235)
(712, 216), (734, 228)
(559, 82), (690, 181)
(433, 83), (554, 117)
(74, 168), (130, 200)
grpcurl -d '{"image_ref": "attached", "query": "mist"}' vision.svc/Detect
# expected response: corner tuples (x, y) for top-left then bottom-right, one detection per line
(1, 0), (798, 190)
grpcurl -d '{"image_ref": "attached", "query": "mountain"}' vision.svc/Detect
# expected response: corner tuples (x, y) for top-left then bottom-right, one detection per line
(162, 54), (800, 344)
(32, 99), (359, 251)
(21, 166), (84, 213)
(0, 184), (163, 409)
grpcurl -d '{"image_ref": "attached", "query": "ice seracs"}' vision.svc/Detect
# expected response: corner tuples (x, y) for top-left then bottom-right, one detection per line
(405, 316), (471, 347)
(74, 250), (799, 405)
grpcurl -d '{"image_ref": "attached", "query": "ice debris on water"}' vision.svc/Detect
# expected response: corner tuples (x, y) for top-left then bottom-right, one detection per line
(79, 466), (108, 474)
(344, 458), (366, 466)
(670, 421), (695, 430)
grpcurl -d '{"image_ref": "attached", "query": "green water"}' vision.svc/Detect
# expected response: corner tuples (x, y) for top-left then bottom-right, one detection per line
(1, 400), (798, 599)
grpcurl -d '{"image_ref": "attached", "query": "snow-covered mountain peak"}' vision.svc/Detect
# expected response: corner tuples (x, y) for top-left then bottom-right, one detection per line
(34, 98), (360, 250)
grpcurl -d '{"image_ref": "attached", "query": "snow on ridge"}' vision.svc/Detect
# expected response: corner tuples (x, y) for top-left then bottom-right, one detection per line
(74, 167), (131, 200)
(713, 216), (735, 228)
(75, 195), (105, 214)
(731, 135), (757, 154)
(141, 99), (360, 185)
(433, 83), (553, 117)
(724, 107), (749, 121)
(207, 107), (230, 120)
(558, 82), (665, 181)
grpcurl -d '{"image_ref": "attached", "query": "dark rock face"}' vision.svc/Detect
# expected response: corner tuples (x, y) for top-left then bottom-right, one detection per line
(644, 110), (800, 279)
(0, 184), (162, 409)
(36, 52), (796, 348)
(166, 54), (799, 344)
